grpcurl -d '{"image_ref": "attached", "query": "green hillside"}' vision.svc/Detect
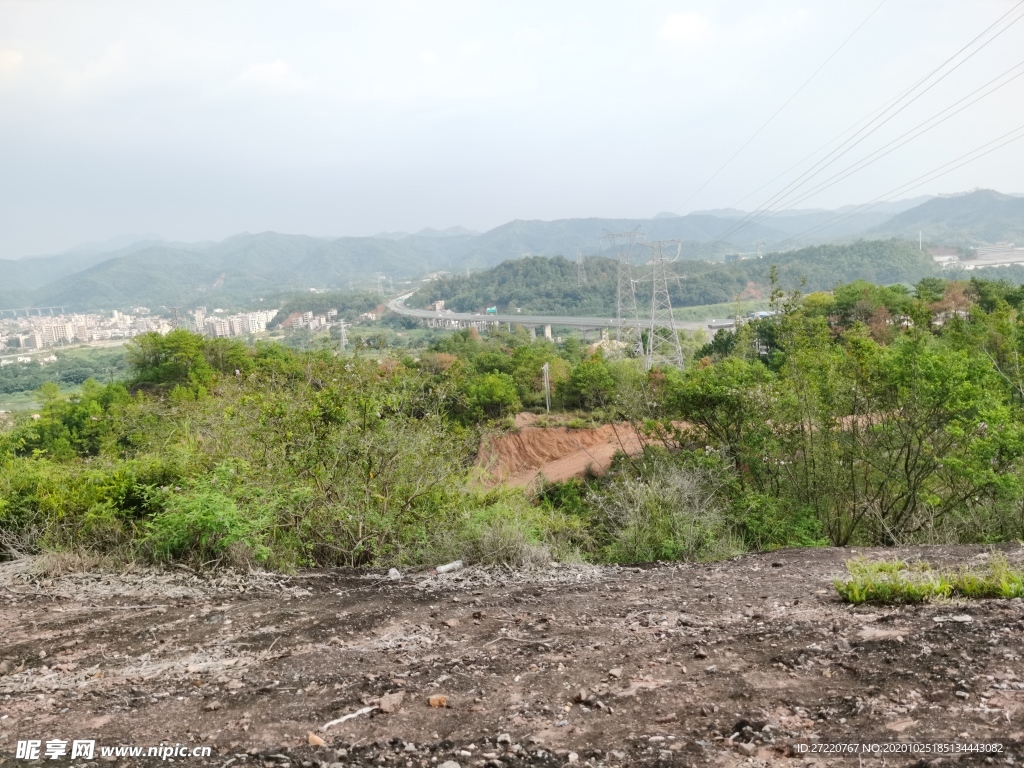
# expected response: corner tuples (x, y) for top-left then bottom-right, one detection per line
(869, 189), (1024, 245)
(6, 189), (1015, 312)
(417, 239), (937, 316)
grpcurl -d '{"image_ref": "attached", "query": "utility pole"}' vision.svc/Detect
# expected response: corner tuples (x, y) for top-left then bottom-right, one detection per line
(542, 362), (551, 412)
(640, 240), (686, 371)
(603, 229), (644, 356)
(575, 247), (588, 286)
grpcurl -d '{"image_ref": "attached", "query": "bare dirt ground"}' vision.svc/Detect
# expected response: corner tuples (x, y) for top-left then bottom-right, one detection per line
(477, 418), (647, 488)
(2, 545), (1023, 767)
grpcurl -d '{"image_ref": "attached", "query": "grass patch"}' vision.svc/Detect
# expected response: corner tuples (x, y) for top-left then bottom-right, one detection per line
(835, 554), (1024, 604)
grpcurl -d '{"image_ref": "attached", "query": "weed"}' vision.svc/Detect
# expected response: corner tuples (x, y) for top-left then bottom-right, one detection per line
(835, 554), (1024, 604)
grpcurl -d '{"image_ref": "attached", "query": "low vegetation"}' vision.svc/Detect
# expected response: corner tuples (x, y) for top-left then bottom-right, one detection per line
(5, 273), (1024, 571)
(835, 555), (1024, 604)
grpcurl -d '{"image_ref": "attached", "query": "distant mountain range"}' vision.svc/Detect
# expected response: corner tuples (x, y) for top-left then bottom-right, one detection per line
(1, 189), (1020, 312)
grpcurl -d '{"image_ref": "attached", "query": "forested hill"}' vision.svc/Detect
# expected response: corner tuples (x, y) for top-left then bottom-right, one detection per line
(7, 188), (1019, 312)
(868, 189), (1024, 245)
(416, 239), (936, 315)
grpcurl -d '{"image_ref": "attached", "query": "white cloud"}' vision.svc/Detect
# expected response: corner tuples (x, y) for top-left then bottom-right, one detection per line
(420, 51), (439, 66)
(459, 41), (484, 58)
(0, 51), (25, 75)
(660, 13), (713, 45)
(238, 58), (311, 91)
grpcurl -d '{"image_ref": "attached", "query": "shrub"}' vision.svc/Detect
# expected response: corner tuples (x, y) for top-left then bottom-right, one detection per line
(141, 487), (270, 566)
(589, 455), (740, 563)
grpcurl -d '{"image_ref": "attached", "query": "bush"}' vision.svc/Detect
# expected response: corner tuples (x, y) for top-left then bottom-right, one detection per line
(589, 454), (740, 563)
(464, 372), (522, 420)
(141, 485), (270, 566)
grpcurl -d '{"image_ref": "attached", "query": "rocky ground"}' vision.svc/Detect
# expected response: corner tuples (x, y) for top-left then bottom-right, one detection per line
(2, 545), (1023, 767)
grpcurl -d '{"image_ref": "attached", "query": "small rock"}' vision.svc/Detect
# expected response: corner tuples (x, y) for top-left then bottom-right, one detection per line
(737, 742), (757, 756)
(496, 733), (512, 744)
(655, 713), (678, 723)
(567, 753), (579, 764)
(438, 762), (462, 768)
(404, 743), (416, 752)
(428, 694), (449, 708)
(388, 568), (401, 581)
(379, 691), (405, 713)
(574, 689), (589, 703)
(0, 660), (10, 676)
(444, 619), (460, 628)
(694, 648), (708, 659)
(608, 667), (623, 679)
(203, 700), (221, 711)
(836, 638), (851, 652)
(307, 732), (325, 747)
(955, 691), (969, 699)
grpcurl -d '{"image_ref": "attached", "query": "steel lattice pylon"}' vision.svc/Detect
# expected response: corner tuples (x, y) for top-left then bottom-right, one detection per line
(640, 240), (685, 370)
(602, 229), (644, 357)
(575, 247), (588, 286)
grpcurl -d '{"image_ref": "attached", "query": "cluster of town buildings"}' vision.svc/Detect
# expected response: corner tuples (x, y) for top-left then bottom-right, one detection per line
(192, 308), (279, 338)
(285, 309), (337, 331)
(0, 308), (173, 351)
(1, 303), (352, 359)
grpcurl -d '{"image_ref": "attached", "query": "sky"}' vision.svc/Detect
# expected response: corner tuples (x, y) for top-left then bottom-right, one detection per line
(1, 0), (1023, 258)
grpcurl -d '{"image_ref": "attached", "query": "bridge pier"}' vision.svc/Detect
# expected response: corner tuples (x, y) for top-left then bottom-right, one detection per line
(543, 324), (552, 340)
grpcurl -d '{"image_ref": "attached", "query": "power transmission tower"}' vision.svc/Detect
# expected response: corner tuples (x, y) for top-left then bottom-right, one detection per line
(640, 240), (685, 370)
(575, 247), (588, 286)
(337, 319), (348, 351)
(602, 229), (644, 356)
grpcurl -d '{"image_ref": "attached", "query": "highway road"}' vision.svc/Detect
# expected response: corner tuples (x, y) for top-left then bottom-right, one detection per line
(388, 294), (734, 332)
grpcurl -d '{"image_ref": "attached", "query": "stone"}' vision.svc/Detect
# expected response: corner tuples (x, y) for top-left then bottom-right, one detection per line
(574, 689), (589, 703)
(567, 753), (579, 764)
(608, 667), (623, 679)
(0, 660), (10, 676)
(428, 694), (449, 708)
(388, 568), (401, 581)
(203, 700), (221, 711)
(437, 762), (461, 768)
(307, 733), (325, 747)
(655, 713), (678, 723)
(737, 742), (757, 757)
(496, 733), (512, 744)
(444, 619), (460, 628)
(694, 648), (708, 659)
(379, 691), (405, 713)
(836, 638), (851, 652)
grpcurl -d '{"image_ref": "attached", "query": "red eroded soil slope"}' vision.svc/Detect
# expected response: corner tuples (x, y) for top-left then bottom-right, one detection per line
(476, 416), (647, 488)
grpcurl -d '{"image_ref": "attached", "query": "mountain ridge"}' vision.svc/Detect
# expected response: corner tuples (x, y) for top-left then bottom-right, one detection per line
(3, 190), (1021, 311)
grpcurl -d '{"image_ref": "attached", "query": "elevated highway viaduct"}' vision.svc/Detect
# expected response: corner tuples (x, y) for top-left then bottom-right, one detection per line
(387, 295), (735, 340)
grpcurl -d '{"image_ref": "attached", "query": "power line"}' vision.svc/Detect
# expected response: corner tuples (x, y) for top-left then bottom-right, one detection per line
(771, 123), (1024, 249)
(674, 0), (888, 213)
(736, 55), (1024, 225)
(695, 1), (1024, 252)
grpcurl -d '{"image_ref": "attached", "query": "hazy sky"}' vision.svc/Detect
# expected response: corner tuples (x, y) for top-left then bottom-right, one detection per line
(2, 0), (1023, 257)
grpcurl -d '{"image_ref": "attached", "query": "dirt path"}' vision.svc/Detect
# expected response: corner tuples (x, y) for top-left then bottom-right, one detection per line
(2, 546), (1023, 767)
